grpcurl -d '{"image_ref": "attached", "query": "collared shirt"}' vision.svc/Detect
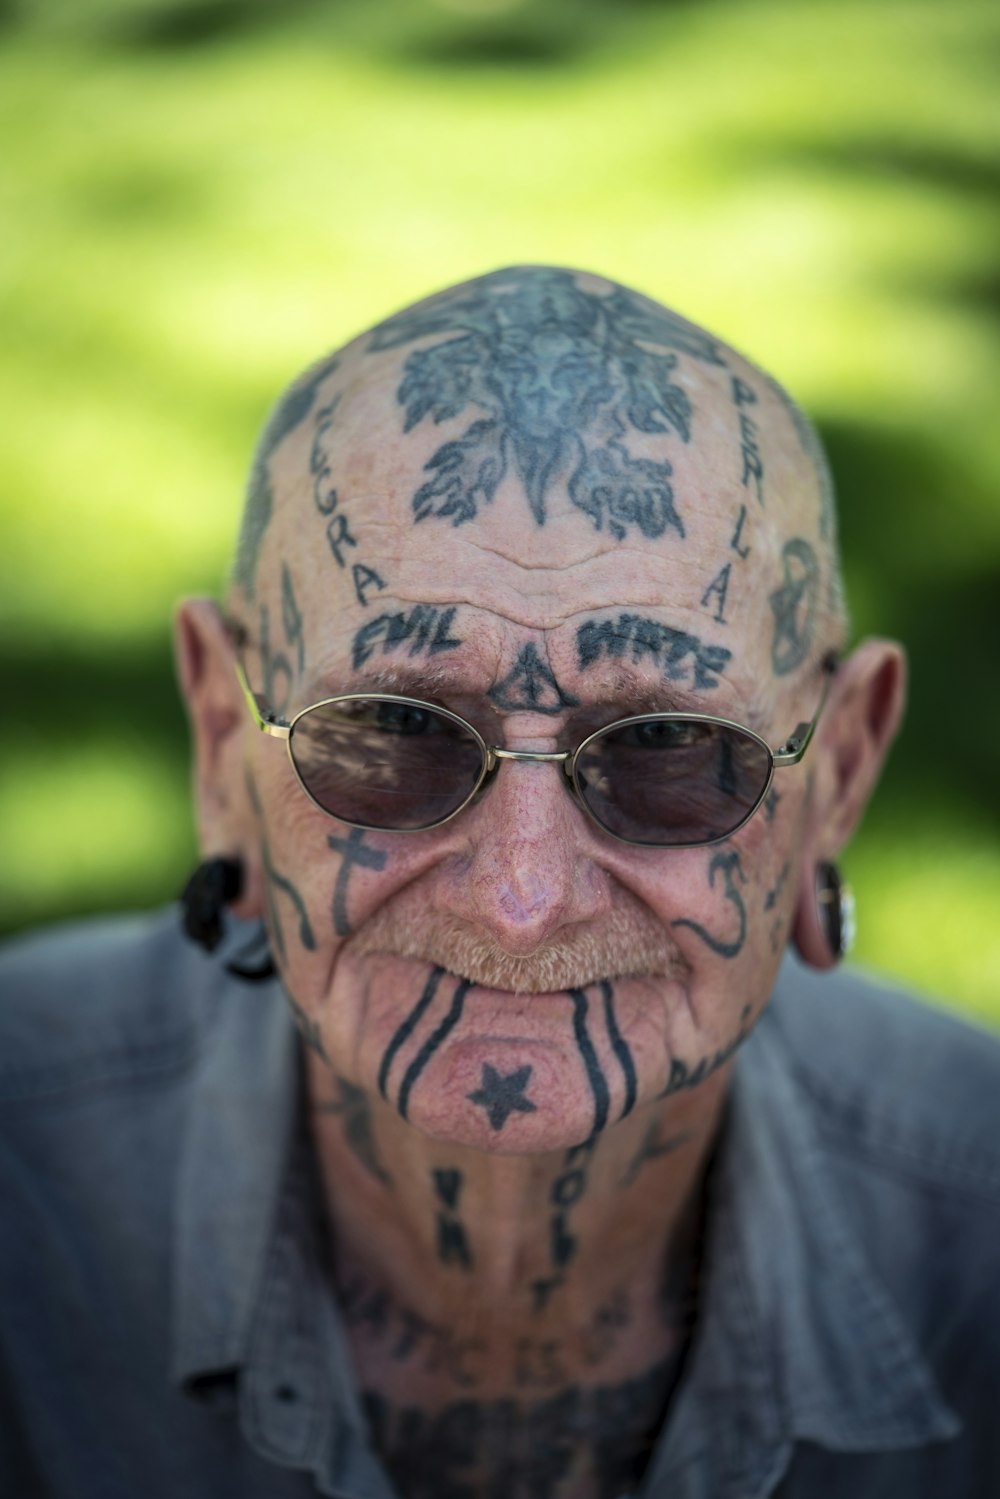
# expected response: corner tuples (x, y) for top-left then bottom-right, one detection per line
(1, 908), (998, 1498)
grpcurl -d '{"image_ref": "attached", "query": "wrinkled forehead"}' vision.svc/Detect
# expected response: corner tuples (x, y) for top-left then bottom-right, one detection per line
(245, 271), (830, 712)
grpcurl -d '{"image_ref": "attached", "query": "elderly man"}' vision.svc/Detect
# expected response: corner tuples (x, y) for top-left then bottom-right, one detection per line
(2, 266), (999, 1498)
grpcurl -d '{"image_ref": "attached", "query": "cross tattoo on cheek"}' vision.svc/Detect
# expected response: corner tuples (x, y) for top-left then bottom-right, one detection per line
(328, 829), (388, 937)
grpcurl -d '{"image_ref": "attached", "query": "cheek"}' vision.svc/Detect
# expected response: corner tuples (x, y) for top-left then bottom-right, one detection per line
(622, 820), (796, 1032)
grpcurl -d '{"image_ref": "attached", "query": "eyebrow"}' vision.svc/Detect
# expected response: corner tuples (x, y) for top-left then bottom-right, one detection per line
(306, 660), (767, 733)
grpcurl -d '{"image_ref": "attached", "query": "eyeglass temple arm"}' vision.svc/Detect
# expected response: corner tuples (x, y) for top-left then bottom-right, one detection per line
(771, 652), (839, 767)
(233, 653), (292, 741)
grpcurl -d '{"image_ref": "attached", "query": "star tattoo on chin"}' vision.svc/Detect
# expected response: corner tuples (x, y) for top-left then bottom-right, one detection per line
(466, 1064), (538, 1131)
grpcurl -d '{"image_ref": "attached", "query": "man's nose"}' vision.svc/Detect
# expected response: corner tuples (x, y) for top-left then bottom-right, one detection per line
(441, 751), (611, 955)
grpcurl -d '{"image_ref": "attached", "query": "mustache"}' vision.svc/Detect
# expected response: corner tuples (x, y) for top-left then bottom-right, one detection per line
(347, 898), (690, 994)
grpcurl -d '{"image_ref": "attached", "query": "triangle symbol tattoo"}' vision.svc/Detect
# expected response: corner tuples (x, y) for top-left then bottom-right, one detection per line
(488, 644), (579, 716)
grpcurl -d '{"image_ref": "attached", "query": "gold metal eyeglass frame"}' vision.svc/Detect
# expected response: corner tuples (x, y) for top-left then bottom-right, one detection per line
(233, 649), (838, 849)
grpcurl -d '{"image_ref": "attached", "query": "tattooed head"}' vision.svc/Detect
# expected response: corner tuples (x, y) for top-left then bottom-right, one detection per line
(178, 265), (903, 1155)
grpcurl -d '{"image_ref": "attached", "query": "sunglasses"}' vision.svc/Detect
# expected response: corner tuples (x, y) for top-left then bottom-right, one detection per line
(233, 650), (836, 850)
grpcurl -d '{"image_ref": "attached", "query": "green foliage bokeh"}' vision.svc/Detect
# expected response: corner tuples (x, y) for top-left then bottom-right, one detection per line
(1, 0), (998, 1026)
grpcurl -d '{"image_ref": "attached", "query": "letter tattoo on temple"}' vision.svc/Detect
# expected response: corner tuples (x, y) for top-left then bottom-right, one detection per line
(729, 502), (751, 560)
(576, 613), (731, 690)
(310, 398), (387, 607)
(233, 353), (341, 597)
(769, 537), (819, 675)
(731, 375), (764, 505)
(367, 266), (725, 541)
(699, 563), (732, 626)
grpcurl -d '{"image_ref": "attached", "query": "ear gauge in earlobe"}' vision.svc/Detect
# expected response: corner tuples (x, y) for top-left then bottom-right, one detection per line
(178, 856), (244, 953)
(791, 859), (856, 970)
(815, 860), (856, 963)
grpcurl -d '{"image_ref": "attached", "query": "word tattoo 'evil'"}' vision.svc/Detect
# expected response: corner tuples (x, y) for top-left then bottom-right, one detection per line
(368, 266), (725, 542)
(577, 613), (731, 691)
(352, 604), (462, 671)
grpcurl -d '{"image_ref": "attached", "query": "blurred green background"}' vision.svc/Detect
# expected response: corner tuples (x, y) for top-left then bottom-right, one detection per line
(1, 0), (998, 1027)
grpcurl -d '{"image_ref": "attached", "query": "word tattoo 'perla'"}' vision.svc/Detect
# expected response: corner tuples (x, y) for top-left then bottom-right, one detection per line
(311, 398), (387, 608)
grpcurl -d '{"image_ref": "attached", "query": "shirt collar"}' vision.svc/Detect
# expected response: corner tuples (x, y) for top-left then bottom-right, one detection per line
(645, 965), (961, 1496)
(170, 920), (392, 1496)
(170, 922), (299, 1392)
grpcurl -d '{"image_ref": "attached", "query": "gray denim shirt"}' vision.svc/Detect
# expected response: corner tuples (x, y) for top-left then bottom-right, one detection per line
(2, 909), (999, 1498)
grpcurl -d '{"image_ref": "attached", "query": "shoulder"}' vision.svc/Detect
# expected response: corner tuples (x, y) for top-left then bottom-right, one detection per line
(0, 907), (224, 1106)
(767, 955), (1000, 1194)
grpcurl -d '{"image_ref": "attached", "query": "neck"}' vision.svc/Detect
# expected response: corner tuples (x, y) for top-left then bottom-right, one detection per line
(305, 1048), (730, 1402)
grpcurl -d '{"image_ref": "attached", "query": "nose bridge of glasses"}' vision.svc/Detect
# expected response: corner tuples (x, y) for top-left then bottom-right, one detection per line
(490, 747), (572, 765)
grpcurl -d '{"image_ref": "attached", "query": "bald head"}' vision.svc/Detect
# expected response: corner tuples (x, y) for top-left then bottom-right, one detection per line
(231, 265), (845, 691)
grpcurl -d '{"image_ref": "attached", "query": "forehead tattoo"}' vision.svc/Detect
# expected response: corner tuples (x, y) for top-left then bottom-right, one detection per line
(366, 265), (725, 542)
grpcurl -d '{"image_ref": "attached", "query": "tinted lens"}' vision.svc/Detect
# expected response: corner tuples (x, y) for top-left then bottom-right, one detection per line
(574, 716), (772, 846)
(290, 697), (486, 830)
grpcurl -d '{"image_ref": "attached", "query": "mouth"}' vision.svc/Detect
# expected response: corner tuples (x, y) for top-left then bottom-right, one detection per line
(346, 912), (689, 995)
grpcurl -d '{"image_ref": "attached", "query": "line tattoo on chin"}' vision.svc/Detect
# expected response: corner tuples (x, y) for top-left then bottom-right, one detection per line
(368, 266), (725, 542)
(376, 969), (473, 1121)
(671, 849), (748, 960)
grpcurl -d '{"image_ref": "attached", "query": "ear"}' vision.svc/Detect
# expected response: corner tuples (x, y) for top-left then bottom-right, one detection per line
(173, 598), (263, 920)
(791, 638), (906, 968)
